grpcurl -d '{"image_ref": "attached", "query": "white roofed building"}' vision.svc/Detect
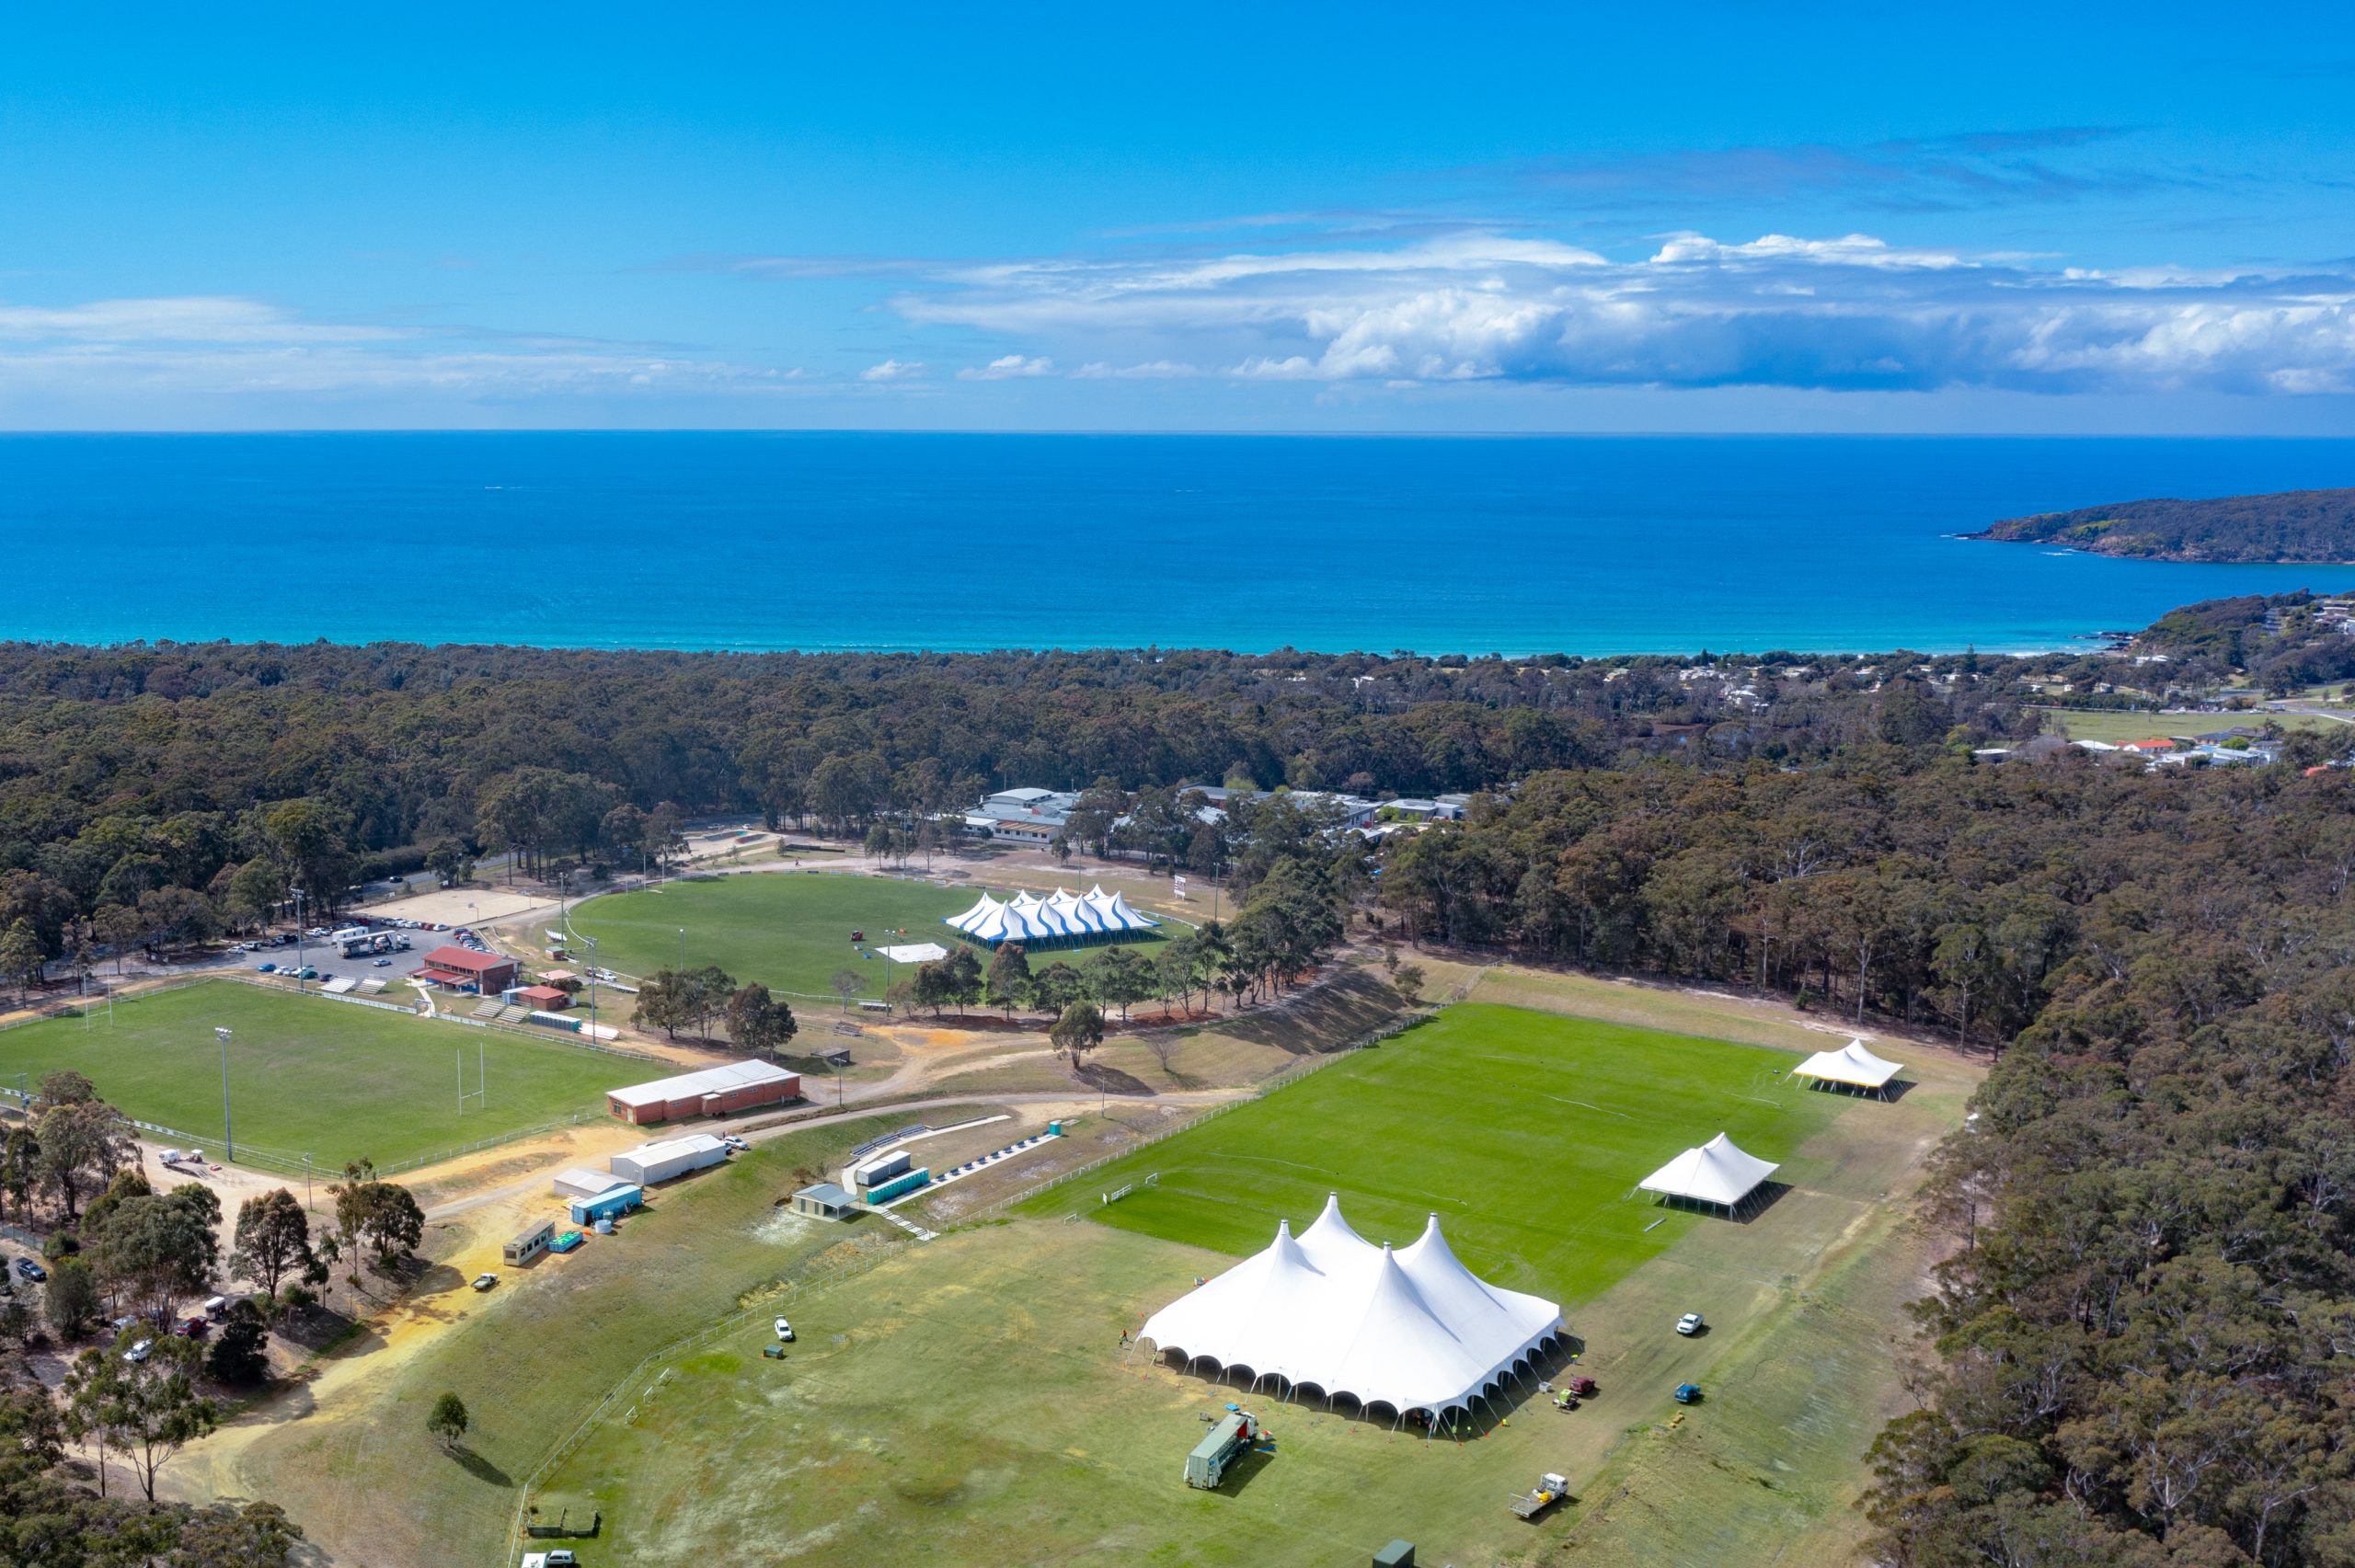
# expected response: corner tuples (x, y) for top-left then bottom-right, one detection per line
(1139, 1195), (1563, 1427)
(604, 1059), (800, 1126)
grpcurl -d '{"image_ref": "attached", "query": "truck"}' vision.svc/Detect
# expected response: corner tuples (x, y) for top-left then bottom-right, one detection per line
(1510, 1471), (1570, 1520)
(1183, 1409), (1259, 1489)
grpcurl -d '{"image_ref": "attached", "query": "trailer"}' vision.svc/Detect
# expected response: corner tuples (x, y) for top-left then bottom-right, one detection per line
(569, 1184), (643, 1226)
(1183, 1409), (1259, 1489)
(1510, 1471), (1570, 1520)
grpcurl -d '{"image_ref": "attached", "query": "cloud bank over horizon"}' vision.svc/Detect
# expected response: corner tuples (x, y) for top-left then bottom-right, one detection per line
(889, 230), (2355, 396)
(6, 225), (2353, 427)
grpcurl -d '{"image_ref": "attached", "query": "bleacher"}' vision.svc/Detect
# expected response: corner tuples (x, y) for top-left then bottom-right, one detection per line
(847, 1124), (928, 1162)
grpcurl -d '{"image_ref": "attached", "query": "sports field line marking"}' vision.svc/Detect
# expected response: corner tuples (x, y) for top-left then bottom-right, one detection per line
(1538, 1095), (1633, 1118)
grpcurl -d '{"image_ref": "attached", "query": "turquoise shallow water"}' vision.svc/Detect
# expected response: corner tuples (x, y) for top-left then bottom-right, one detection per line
(3, 432), (2350, 655)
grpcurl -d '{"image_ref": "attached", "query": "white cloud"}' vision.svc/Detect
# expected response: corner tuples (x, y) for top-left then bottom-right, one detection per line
(956, 353), (1053, 380)
(859, 358), (925, 382)
(0, 294), (405, 344)
(1071, 360), (1202, 379)
(890, 231), (2355, 395)
(0, 293), (806, 406)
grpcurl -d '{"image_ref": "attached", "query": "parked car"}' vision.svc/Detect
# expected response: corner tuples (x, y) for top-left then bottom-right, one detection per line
(721, 1135), (749, 1152)
(176, 1316), (210, 1338)
(1676, 1311), (1705, 1336)
(373, 957), (393, 967)
(257, 962), (277, 973)
(15, 1258), (46, 1282)
(472, 1273), (499, 1292)
(774, 1316), (795, 1342)
(123, 1339), (153, 1364)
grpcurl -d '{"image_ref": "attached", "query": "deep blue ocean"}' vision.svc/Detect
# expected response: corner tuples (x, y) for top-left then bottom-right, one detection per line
(4, 432), (2352, 656)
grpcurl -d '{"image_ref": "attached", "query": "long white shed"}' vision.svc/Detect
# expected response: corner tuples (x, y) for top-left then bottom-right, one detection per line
(611, 1133), (729, 1186)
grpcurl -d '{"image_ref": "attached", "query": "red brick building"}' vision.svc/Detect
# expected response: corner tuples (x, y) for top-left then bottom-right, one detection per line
(417, 945), (520, 995)
(605, 1060), (800, 1126)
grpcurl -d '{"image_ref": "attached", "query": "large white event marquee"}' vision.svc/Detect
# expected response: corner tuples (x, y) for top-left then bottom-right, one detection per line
(1139, 1196), (1564, 1422)
(1636, 1132), (1780, 1216)
(1791, 1038), (1904, 1097)
(943, 885), (1161, 948)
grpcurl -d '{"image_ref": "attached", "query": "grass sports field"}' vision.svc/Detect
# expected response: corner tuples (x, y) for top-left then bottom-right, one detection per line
(568, 870), (1161, 1002)
(505, 1001), (1974, 1567)
(0, 979), (625, 1172)
(1022, 1002), (1840, 1306)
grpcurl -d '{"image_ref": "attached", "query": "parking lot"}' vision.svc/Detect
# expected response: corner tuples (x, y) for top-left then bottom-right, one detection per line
(236, 915), (479, 999)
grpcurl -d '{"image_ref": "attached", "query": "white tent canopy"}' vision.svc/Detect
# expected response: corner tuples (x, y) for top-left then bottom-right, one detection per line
(944, 885), (1160, 947)
(1792, 1038), (1904, 1094)
(1637, 1132), (1779, 1213)
(877, 941), (949, 965)
(1139, 1196), (1563, 1422)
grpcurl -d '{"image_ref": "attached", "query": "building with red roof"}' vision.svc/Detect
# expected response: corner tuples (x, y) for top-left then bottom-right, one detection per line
(417, 945), (519, 994)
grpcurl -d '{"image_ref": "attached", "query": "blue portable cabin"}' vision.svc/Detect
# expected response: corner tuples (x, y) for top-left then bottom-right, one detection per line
(865, 1168), (930, 1204)
(569, 1184), (643, 1226)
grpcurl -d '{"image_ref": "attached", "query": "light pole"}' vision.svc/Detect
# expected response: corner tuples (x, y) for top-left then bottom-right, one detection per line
(302, 1152), (313, 1211)
(292, 888), (307, 992)
(677, 927), (685, 973)
(583, 935), (600, 1037)
(215, 1027), (234, 1162)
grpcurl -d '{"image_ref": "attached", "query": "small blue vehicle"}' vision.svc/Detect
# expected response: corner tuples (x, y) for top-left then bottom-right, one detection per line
(1673, 1383), (1702, 1405)
(257, 963), (277, 973)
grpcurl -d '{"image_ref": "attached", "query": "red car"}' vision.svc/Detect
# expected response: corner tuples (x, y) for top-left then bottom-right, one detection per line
(175, 1316), (210, 1338)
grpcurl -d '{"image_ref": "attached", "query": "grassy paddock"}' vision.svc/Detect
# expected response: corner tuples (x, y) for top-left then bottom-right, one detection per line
(220, 1108), (987, 1567)
(569, 870), (1165, 1003)
(529, 1010), (1978, 1567)
(1020, 1002), (1839, 1307)
(569, 872), (975, 1001)
(0, 979), (625, 1170)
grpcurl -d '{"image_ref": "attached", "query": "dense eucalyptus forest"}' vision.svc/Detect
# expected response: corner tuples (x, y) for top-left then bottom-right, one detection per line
(6, 624), (2355, 1562)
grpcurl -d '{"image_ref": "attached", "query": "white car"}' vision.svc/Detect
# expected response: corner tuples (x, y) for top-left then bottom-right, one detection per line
(722, 1135), (749, 1152)
(774, 1316), (795, 1342)
(123, 1338), (154, 1364)
(1676, 1311), (1705, 1336)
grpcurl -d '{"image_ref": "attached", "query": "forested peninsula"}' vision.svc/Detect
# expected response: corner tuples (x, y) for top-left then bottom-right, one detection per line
(1968, 485), (2355, 562)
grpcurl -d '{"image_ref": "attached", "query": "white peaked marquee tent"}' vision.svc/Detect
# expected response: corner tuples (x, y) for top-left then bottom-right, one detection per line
(1791, 1038), (1904, 1098)
(943, 885), (1161, 949)
(1637, 1132), (1780, 1217)
(1139, 1196), (1564, 1425)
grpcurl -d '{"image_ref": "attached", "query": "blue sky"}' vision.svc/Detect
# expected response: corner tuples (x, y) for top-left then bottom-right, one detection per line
(4, 4), (2352, 431)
